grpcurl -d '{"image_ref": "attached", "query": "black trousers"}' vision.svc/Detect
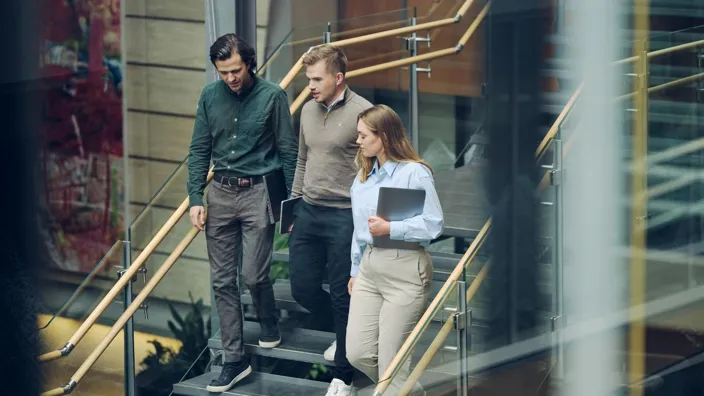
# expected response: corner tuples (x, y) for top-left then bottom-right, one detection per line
(288, 200), (355, 384)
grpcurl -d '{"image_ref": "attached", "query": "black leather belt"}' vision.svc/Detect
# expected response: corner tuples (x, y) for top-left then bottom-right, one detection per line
(213, 172), (264, 187)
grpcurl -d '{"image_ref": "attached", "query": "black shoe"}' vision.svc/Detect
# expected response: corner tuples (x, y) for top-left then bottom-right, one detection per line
(206, 361), (252, 393)
(258, 320), (281, 348)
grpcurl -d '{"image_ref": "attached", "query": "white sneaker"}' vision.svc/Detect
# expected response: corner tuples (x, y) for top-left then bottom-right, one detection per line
(325, 378), (355, 396)
(324, 340), (337, 362)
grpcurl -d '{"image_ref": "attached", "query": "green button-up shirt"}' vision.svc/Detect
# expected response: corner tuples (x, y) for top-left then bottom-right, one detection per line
(187, 77), (298, 207)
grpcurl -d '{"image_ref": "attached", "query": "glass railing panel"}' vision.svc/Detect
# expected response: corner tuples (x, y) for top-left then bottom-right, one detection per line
(608, 24), (704, 392)
(124, 155), (213, 394)
(40, 241), (127, 396)
(640, 25), (704, 305)
(413, 0), (485, 172)
(38, 240), (125, 331)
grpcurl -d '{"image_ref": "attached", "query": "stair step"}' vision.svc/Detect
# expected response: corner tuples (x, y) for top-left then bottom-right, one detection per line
(244, 280), (493, 323)
(209, 320), (463, 364)
(273, 248), (465, 282)
(210, 321), (335, 365)
(172, 371), (328, 396)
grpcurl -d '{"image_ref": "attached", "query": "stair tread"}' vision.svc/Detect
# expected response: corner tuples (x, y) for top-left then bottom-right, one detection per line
(273, 249), (467, 281)
(173, 371), (328, 396)
(210, 321), (335, 365)
(244, 280), (492, 321)
(209, 320), (466, 371)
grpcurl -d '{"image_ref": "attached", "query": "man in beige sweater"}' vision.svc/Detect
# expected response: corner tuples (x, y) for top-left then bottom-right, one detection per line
(289, 45), (372, 396)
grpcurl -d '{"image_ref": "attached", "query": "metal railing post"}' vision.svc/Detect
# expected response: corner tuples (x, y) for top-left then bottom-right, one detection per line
(551, 135), (565, 380)
(324, 22), (331, 44)
(455, 280), (469, 396)
(122, 238), (136, 396)
(409, 9), (420, 151)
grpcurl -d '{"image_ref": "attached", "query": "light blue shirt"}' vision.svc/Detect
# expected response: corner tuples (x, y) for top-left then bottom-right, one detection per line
(349, 160), (444, 276)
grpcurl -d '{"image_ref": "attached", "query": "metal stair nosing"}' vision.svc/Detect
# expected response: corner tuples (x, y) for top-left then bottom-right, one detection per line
(172, 371), (328, 396)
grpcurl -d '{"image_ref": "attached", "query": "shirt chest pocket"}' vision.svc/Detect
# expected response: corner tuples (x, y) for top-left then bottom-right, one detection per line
(239, 113), (269, 137)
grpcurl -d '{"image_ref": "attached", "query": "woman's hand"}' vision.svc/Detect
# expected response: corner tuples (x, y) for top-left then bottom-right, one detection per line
(348, 277), (356, 295)
(368, 216), (390, 236)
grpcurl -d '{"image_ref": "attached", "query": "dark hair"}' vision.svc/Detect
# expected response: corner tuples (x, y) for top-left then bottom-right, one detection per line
(209, 33), (257, 75)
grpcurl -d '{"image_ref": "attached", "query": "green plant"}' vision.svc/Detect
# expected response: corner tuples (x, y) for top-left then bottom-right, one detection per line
(270, 228), (290, 283)
(136, 293), (211, 396)
(306, 363), (330, 380)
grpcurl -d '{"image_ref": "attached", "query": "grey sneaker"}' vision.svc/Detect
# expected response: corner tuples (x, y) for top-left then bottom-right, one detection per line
(206, 361), (252, 393)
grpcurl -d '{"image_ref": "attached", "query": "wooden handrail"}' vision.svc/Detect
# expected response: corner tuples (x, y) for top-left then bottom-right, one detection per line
(37, 195), (195, 362)
(399, 261), (491, 395)
(258, 1), (445, 75)
(345, 0), (464, 69)
(40, 228), (201, 396)
(287, 1), (445, 48)
(38, 242), (122, 330)
(290, 2), (489, 116)
(615, 39), (704, 65)
(261, 0), (473, 76)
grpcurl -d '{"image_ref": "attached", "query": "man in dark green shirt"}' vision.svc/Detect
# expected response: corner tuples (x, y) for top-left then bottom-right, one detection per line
(187, 33), (297, 393)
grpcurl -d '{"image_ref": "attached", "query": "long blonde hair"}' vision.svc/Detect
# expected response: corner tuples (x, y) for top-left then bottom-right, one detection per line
(355, 104), (432, 183)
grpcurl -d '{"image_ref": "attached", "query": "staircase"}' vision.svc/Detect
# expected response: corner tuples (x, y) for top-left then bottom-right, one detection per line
(172, 249), (485, 395)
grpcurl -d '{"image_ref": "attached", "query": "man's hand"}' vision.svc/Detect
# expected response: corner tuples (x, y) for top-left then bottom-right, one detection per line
(348, 277), (356, 295)
(368, 216), (390, 237)
(190, 206), (206, 231)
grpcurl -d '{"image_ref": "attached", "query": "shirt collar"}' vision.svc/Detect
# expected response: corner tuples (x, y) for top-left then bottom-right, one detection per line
(321, 88), (346, 111)
(368, 159), (398, 177)
(223, 75), (258, 97)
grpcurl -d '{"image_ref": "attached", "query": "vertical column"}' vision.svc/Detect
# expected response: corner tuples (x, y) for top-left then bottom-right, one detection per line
(563, 0), (626, 394)
(484, 0), (545, 350)
(234, 0), (257, 59)
(628, 0), (650, 392)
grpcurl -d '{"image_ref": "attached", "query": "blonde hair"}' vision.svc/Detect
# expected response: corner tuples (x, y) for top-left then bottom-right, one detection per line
(355, 104), (432, 183)
(302, 44), (347, 75)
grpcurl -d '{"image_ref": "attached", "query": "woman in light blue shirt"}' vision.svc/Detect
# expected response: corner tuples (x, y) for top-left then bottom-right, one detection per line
(345, 104), (443, 395)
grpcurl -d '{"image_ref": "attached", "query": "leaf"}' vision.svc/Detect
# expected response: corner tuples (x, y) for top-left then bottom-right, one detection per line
(168, 303), (186, 330)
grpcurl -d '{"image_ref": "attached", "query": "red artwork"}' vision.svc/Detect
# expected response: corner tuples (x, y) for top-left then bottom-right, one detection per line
(39, 0), (124, 274)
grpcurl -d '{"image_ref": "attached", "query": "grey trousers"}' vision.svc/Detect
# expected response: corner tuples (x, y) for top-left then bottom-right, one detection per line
(205, 181), (277, 363)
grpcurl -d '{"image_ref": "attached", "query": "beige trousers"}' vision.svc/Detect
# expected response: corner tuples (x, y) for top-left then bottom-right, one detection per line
(346, 245), (432, 395)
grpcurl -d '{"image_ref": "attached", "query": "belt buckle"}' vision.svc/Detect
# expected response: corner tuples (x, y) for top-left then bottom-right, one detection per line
(238, 177), (251, 187)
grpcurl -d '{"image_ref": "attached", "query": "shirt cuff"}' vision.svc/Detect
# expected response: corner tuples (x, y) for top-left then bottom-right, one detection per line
(189, 194), (204, 207)
(350, 264), (359, 277)
(389, 221), (405, 240)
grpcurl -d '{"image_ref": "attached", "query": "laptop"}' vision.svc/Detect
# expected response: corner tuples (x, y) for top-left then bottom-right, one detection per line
(279, 196), (302, 234)
(373, 187), (426, 249)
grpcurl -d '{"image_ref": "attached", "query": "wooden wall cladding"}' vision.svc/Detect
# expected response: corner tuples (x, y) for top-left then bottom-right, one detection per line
(127, 112), (193, 162)
(128, 158), (188, 207)
(339, 0), (485, 97)
(125, 18), (205, 69)
(125, 65), (204, 116)
(125, 0), (205, 21)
